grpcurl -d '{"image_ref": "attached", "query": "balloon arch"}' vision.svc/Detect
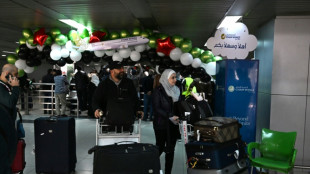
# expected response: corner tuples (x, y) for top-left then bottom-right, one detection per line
(7, 27), (222, 80)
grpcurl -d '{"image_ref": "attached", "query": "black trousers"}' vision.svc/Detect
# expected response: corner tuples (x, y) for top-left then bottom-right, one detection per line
(154, 129), (178, 174)
(77, 89), (88, 110)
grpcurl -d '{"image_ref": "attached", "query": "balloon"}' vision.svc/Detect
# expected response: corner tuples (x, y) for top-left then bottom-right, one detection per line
(57, 58), (66, 67)
(19, 37), (27, 45)
(32, 58), (42, 66)
(92, 55), (101, 62)
(24, 66), (34, 73)
(26, 59), (35, 67)
(36, 45), (45, 52)
(171, 35), (183, 47)
(120, 30), (130, 38)
(156, 37), (176, 56)
(55, 34), (68, 46)
(130, 51), (141, 61)
(213, 56), (223, 62)
(190, 47), (201, 58)
(148, 49), (157, 59)
(132, 28), (141, 36)
(200, 50), (214, 63)
(65, 41), (74, 51)
(135, 44), (146, 52)
(44, 35), (53, 45)
(15, 59), (27, 69)
(191, 58), (202, 68)
(82, 51), (93, 64)
(205, 62), (216, 75)
(89, 30), (106, 43)
(65, 57), (74, 64)
(119, 48), (131, 58)
(7, 54), (17, 64)
(35, 52), (45, 60)
(105, 49), (115, 56)
(15, 48), (19, 54)
(26, 41), (36, 49)
(42, 45), (51, 57)
(22, 28), (33, 39)
(18, 69), (25, 77)
(19, 44), (29, 52)
(29, 49), (38, 58)
(78, 28), (90, 39)
(70, 50), (82, 62)
(94, 50), (105, 57)
(99, 28), (109, 40)
(68, 30), (78, 41)
(33, 28), (48, 46)
(51, 43), (61, 50)
(140, 31), (149, 38)
(148, 36), (157, 48)
(61, 48), (70, 58)
(109, 31), (119, 40)
(169, 47), (182, 61)
(50, 49), (61, 60)
(18, 50), (29, 60)
(157, 52), (165, 57)
(112, 52), (123, 62)
(145, 29), (153, 36)
(27, 36), (36, 46)
(50, 28), (62, 38)
(180, 39), (192, 53)
(158, 33), (168, 40)
(180, 53), (194, 66)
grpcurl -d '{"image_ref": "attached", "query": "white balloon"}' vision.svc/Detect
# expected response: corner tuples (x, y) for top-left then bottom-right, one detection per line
(70, 50), (82, 62)
(51, 43), (61, 50)
(105, 49), (115, 56)
(130, 51), (141, 61)
(50, 49), (61, 60)
(24, 66), (34, 73)
(65, 41), (74, 51)
(134, 44), (146, 52)
(157, 52), (165, 57)
(94, 50), (105, 57)
(15, 59), (27, 70)
(36, 45), (45, 52)
(180, 53), (194, 66)
(205, 62), (216, 75)
(119, 48), (131, 58)
(26, 42), (36, 49)
(191, 58), (202, 68)
(169, 47), (182, 61)
(146, 44), (151, 50)
(61, 48), (70, 58)
(112, 52), (123, 61)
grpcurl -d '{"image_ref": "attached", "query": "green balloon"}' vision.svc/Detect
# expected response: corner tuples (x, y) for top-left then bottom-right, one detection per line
(27, 36), (36, 46)
(55, 34), (68, 46)
(22, 28), (33, 39)
(7, 54), (17, 64)
(200, 50), (214, 63)
(141, 31), (149, 38)
(100, 28), (109, 40)
(145, 29), (153, 36)
(18, 69), (25, 77)
(15, 48), (19, 54)
(120, 30), (130, 38)
(45, 35), (53, 45)
(158, 33), (168, 40)
(148, 36), (157, 48)
(78, 28), (90, 39)
(132, 27), (141, 36)
(68, 30), (78, 41)
(190, 47), (201, 58)
(83, 37), (90, 43)
(180, 39), (192, 53)
(109, 31), (120, 40)
(50, 28), (61, 38)
(19, 37), (26, 45)
(172, 35), (183, 47)
(213, 56), (223, 62)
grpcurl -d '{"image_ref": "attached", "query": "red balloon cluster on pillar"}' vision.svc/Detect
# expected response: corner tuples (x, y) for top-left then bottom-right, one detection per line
(33, 28), (48, 46)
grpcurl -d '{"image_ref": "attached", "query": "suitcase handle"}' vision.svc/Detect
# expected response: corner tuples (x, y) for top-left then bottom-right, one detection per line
(48, 116), (59, 122)
(114, 141), (137, 145)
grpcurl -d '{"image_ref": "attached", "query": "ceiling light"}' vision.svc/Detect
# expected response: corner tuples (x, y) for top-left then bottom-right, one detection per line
(217, 16), (242, 29)
(2, 55), (6, 57)
(59, 19), (91, 31)
(2, 51), (15, 54)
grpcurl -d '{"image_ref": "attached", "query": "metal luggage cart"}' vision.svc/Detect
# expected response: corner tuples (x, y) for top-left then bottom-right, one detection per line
(96, 118), (141, 146)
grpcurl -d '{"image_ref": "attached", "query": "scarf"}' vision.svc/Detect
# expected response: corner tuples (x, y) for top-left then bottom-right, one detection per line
(159, 69), (180, 102)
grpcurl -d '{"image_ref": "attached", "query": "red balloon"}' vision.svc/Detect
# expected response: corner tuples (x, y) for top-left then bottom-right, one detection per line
(156, 37), (176, 56)
(89, 31), (106, 43)
(33, 28), (48, 46)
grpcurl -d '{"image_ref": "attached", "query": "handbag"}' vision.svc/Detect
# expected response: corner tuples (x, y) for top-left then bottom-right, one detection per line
(16, 110), (25, 139)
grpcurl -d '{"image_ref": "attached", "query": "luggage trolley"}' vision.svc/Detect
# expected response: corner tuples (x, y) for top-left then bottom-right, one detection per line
(96, 117), (141, 146)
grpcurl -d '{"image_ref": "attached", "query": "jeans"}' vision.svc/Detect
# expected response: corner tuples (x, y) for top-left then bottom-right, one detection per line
(55, 93), (67, 115)
(143, 94), (153, 120)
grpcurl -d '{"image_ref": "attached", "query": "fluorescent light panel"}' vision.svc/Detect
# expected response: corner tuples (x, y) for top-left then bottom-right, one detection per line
(217, 16), (242, 29)
(59, 19), (90, 30)
(2, 51), (15, 54)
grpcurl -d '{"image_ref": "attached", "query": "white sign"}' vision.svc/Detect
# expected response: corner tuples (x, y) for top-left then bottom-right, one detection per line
(206, 22), (257, 59)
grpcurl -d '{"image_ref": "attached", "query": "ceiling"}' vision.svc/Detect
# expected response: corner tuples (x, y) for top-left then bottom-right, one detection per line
(1, 0), (310, 56)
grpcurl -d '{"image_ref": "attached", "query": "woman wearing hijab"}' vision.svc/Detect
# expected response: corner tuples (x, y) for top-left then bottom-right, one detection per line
(152, 69), (181, 174)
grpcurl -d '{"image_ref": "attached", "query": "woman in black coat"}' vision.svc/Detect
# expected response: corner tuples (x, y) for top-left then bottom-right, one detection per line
(152, 69), (181, 174)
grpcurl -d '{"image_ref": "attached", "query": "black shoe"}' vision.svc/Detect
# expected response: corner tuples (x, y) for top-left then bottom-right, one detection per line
(61, 114), (68, 117)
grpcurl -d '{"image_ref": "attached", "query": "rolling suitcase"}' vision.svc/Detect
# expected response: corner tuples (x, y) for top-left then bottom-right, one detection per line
(34, 116), (76, 174)
(194, 117), (240, 143)
(186, 138), (246, 169)
(88, 142), (161, 174)
(11, 139), (26, 173)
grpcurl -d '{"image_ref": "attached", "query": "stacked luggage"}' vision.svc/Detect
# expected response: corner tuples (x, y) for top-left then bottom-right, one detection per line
(185, 117), (247, 174)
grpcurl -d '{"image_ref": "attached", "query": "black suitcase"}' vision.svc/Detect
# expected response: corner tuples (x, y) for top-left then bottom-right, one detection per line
(186, 138), (246, 169)
(88, 142), (161, 174)
(34, 117), (76, 174)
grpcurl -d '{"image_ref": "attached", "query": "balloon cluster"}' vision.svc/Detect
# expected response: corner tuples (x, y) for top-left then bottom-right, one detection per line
(9, 26), (223, 77)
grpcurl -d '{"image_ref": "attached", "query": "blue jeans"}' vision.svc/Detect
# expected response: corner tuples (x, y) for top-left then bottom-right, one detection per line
(143, 94), (153, 120)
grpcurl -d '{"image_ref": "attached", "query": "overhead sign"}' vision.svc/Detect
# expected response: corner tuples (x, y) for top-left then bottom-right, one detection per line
(206, 22), (257, 59)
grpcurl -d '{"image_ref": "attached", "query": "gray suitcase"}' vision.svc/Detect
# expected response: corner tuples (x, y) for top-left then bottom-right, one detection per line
(187, 158), (247, 174)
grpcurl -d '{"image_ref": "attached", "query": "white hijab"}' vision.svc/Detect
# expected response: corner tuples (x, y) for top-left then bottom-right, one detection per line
(159, 69), (180, 102)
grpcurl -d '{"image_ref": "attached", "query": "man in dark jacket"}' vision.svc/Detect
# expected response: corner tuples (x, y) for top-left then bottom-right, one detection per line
(0, 64), (20, 174)
(74, 66), (89, 111)
(92, 61), (143, 124)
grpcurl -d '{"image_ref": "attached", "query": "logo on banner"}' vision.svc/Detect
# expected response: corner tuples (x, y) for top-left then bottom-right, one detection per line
(228, 85), (235, 92)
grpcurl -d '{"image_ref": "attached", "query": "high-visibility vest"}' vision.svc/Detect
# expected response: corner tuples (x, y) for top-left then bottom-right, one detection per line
(182, 77), (197, 97)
